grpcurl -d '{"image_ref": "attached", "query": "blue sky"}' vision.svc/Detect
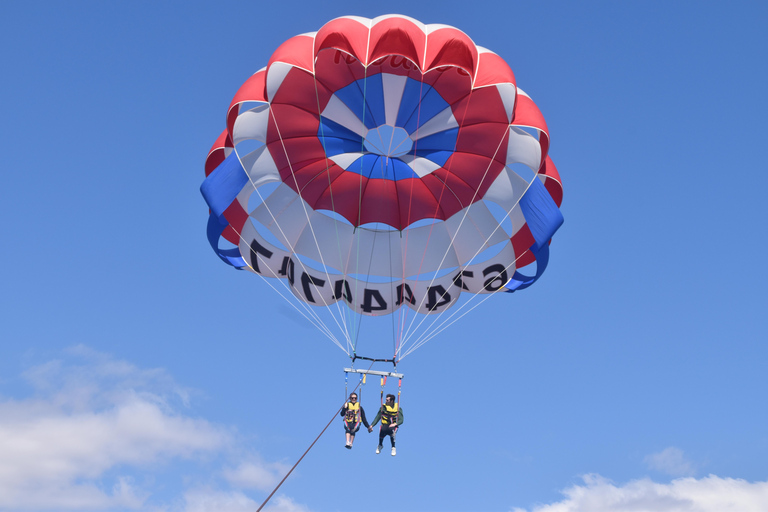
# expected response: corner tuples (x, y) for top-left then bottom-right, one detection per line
(1, 1), (767, 511)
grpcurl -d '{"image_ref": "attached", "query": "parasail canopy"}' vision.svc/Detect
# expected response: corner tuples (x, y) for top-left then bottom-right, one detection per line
(201, 15), (564, 361)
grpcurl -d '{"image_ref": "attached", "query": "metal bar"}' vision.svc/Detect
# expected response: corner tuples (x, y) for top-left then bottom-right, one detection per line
(343, 368), (404, 379)
(352, 355), (396, 364)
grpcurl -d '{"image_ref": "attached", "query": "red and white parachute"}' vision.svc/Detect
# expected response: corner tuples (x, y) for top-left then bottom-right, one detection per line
(201, 15), (563, 361)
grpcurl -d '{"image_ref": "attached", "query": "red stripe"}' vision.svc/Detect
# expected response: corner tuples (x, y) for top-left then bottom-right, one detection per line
(227, 70), (267, 139)
(267, 34), (314, 76)
(425, 26), (477, 75)
(474, 52), (516, 88)
(314, 17), (370, 63)
(368, 18), (426, 68)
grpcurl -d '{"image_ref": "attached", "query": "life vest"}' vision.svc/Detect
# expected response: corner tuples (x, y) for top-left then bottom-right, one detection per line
(381, 403), (398, 425)
(344, 401), (361, 423)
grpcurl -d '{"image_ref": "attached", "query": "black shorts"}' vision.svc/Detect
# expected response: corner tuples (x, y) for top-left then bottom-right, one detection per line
(344, 421), (361, 434)
(378, 424), (397, 443)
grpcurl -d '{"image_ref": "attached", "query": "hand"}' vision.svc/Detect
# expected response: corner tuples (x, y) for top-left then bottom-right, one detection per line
(390, 423), (397, 428)
(367, 426), (373, 433)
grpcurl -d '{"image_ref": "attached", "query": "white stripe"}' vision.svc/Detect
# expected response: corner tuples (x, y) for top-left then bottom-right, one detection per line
(409, 106), (458, 141)
(399, 155), (441, 177)
(382, 74), (408, 126)
(329, 152), (365, 170)
(506, 126), (542, 170)
(266, 62), (293, 101)
(232, 104), (270, 144)
(322, 95), (369, 137)
(496, 83), (517, 124)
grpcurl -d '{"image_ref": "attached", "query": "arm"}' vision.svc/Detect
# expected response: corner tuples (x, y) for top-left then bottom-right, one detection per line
(340, 403), (348, 418)
(360, 406), (370, 428)
(397, 408), (404, 427)
(370, 407), (381, 427)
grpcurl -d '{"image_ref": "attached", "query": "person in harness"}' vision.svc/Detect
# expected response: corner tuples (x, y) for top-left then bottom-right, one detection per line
(368, 394), (404, 456)
(341, 393), (369, 449)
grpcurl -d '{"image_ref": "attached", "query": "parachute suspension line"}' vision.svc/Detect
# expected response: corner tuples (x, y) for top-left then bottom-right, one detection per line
(400, 286), (494, 359)
(398, 81), (480, 357)
(240, 186), (350, 353)
(344, 62), (370, 357)
(311, 55), (357, 352)
(400, 254), (522, 359)
(395, 67), (431, 361)
(402, 125), (544, 357)
(403, 182), (538, 356)
(389, 223), (399, 362)
(352, 226), (383, 360)
(399, 126), (511, 355)
(215, 171), (345, 351)
(266, 108), (358, 355)
(238, 176), (351, 354)
(349, 59), (381, 359)
(345, 22), (377, 357)
(256, 359), (376, 512)
(242, 258), (346, 351)
(216, 138), (339, 345)
(399, 78), (524, 355)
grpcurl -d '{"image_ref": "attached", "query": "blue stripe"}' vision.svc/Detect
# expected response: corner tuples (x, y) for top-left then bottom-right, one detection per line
(206, 213), (246, 268)
(318, 118), (364, 157)
(200, 152), (248, 219)
(200, 152), (248, 268)
(345, 154), (419, 180)
(504, 178), (564, 292)
(335, 75), (385, 130)
(400, 85), (450, 135)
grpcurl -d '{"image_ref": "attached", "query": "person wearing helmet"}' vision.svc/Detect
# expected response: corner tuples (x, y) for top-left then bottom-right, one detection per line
(368, 394), (404, 456)
(341, 393), (369, 449)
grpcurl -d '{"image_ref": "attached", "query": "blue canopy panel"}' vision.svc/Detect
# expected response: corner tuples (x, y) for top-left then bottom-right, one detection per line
(334, 74), (387, 129)
(346, 154), (419, 180)
(504, 178), (564, 292)
(318, 118), (364, 157)
(398, 83), (450, 135)
(200, 152), (248, 268)
(413, 129), (459, 167)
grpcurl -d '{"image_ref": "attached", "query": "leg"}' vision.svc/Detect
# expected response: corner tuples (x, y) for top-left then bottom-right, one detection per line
(387, 427), (397, 456)
(389, 426), (397, 448)
(344, 423), (354, 448)
(348, 422), (360, 447)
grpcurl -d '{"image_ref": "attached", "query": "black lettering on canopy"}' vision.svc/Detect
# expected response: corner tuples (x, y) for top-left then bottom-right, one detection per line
(332, 279), (353, 303)
(425, 285), (451, 311)
(361, 289), (388, 314)
(278, 256), (295, 287)
(482, 263), (509, 292)
(452, 270), (473, 291)
(249, 239), (273, 274)
(300, 272), (326, 303)
(396, 283), (415, 306)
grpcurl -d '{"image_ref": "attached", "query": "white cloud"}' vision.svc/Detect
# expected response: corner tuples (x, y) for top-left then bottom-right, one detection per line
(511, 474), (768, 512)
(183, 490), (310, 512)
(644, 446), (696, 476)
(222, 459), (291, 491)
(0, 346), (295, 511)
